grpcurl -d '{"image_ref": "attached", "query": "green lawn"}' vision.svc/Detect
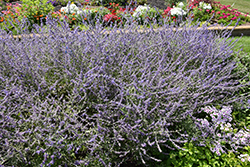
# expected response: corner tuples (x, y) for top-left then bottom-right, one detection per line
(230, 36), (250, 53)
(218, 0), (250, 14)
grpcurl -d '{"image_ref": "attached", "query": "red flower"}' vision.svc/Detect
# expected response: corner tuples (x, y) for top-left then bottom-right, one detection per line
(111, 9), (116, 14)
(173, 16), (176, 19)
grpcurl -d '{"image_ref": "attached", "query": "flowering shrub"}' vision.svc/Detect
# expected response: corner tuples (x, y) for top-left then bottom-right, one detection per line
(189, 1), (250, 26)
(132, 4), (150, 17)
(0, 15), (249, 166)
(0, 0), (55, 34)
(212, 1), (250, 25)
(17, 0), (55, 25)
(132, 4), (163, 25)
(0, 2), (22, 34)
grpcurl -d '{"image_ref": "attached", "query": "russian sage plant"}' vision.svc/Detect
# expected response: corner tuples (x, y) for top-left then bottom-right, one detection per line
(0, 14), (249, 166)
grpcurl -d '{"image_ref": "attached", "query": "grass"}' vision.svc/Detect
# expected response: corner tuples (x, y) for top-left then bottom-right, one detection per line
(218, 0), (250, 14)
(230, 36), (250, 53)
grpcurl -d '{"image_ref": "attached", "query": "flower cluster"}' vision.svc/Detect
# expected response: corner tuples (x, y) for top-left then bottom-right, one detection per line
(60, 2), (82, 15)
(103, 13), (119, 22)
(170, 6), (187, 16)
(194, 106), (250, 157)
(213, 2), (250, 23)
(199, 1), (212, 10)
(238, 154), (250, 162)
(233, 129), (250, 145)
(132, 4), (150, 17)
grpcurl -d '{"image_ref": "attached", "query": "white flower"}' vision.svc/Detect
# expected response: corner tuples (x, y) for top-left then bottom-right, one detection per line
(60, 7), (69, 14)
(135, 5), (150, 12)
(203, 4), (212, 10)
(226, 123), (231, 127)
(238, 154), (250, 162)
(177, 2), (184, 8)
(60, 4), (79, 14)
(170, 7), (187, 16)
(201, 119), (209, 127)
(77, 10), (83, 15)
(199, 2), (204, 7)
(133, 5), (150, 17)
(199, 2), (212, 10)
(68, 4), (79, 12)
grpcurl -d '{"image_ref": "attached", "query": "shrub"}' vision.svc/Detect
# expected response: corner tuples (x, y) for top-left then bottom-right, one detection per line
(0, 16), (249, 166)
(165, 143), (249, 167)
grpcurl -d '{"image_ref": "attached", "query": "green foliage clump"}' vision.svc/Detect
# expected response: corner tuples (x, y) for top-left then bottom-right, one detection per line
(149, 143), (250, 167)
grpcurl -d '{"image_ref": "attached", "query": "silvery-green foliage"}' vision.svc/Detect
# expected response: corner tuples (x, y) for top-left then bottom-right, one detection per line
(0, 15), (249, 166)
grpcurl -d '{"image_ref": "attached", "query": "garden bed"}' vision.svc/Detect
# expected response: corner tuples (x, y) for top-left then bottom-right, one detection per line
(1, 1), (250, 166)
(1, 0), (250, 40)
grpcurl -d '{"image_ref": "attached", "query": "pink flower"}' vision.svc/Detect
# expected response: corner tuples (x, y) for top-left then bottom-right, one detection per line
(231, 17), (237, 20)
(211, 10), (215, 13)
(119, 7), (126, 12)
(235, 14), (239, 16)
(223, 15), (227, 18)
(163, 6), (172, 15)
(164, 7), (172, 13)
(206, 9), (210, 12)
(217, 11), (220, 14)
(227, 13), (230, 16)
(219, 16), (223, 19)
(103, 14), (118, 22)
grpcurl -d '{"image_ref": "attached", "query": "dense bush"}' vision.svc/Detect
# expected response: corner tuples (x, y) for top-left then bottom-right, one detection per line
(160, 143), (249, 167)
(0, 15), (249, 166)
